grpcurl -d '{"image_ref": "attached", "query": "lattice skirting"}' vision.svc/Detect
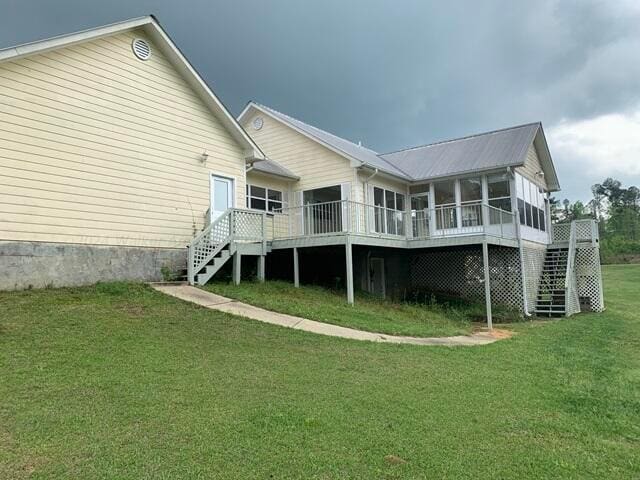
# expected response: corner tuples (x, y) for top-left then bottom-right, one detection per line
(521, 242), (546, 314)
(409, 245), (524, 311)
(575, 246), (605, 312)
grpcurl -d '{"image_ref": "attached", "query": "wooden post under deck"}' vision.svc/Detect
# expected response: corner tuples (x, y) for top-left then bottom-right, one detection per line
(233, 252), (241, 286)
(257, 255), (265, 282)
(293, 247), (299, 288)
(482, 241), (493, 330)
(345, 240), (354, 305)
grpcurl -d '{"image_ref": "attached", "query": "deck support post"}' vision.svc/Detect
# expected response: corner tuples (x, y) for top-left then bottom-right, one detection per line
(257, 255), (265, 283)
(293, 247), (299, 288)
(482, 241), (493, 330)
(345, 239), (354, 305)
(233, 252), (241, 285)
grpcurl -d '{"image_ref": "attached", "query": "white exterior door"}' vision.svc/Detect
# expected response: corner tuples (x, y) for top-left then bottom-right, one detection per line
(210, 175), (233, 222)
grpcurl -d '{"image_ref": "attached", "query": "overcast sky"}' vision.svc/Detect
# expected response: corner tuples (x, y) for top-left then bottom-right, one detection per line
(2, 0), (639, 202)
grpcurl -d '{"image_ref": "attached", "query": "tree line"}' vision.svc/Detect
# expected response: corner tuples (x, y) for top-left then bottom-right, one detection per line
(552, 178), (640, 263)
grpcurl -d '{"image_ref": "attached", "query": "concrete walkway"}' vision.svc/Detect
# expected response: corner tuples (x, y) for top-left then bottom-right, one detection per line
(151, 284), (502, 346)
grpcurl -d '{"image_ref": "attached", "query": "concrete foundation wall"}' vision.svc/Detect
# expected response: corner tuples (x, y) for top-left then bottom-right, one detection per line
(0, 241), (186, 291)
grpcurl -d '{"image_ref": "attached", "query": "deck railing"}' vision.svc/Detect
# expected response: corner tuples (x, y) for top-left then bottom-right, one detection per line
(552, 219), (599, 245)
(188, 209), (266, 284)
(271, 200), (517, 241)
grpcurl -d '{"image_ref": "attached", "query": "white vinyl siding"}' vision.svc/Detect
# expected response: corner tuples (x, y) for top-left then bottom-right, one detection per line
(0, 29), (247, 248)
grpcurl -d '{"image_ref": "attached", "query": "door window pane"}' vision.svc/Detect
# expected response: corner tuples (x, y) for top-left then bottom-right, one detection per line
(213, 178), (229, 211)
(460, 177), (482, 202)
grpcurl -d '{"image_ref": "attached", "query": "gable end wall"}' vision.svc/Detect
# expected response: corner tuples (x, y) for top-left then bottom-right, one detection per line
(0, 28), (247, 248)
(516, 143), (549, 190)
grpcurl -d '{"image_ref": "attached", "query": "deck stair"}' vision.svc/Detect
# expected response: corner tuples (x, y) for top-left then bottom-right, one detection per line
(187, 208), (267, 286)
(535, 246), (569, 317)
(195, 245), (234, 285)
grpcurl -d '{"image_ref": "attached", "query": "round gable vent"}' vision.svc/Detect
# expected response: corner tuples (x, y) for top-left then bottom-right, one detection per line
(253, 117), (264, 130)
(131, 38), (151, 61)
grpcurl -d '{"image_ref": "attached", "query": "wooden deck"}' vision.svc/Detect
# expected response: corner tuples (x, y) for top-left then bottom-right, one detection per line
(267, 199), (520, 250)
(269, 232), (519, 250)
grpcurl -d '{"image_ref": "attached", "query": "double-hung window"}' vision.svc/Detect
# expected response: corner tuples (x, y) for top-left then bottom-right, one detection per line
(246, 185), (285, 212)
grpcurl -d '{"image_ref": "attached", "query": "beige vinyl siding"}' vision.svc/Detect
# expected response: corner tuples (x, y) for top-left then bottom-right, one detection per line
(516, 144), (548, 190)
(246, 171), (293, 240)
(362, 173), (409, 201)
(0, 29), (247, 248)
(246, 171), (292, 200)
(242, 111), (355, 196)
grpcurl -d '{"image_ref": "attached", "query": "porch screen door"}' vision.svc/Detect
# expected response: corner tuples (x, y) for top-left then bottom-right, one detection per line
(211, 175), (233, 222)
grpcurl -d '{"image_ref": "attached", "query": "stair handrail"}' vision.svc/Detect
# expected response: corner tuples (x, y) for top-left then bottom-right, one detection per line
(564, 221), (579, 315)
(564, 222), (576, 289)
(188, 209), (234, 285)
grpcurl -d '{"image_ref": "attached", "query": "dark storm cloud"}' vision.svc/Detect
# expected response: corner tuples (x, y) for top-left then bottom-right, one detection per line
(2, 0), (639, 201)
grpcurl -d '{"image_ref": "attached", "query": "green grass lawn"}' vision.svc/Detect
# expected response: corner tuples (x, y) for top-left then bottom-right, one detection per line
(203, 280), (479, 337)
(1, 266), (639, 479)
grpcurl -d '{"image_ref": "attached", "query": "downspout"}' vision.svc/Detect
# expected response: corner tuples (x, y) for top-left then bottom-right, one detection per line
(363, 167), (379, 290)
(509, 166), (531, 317)
(362, 168), (379, 204)
(517, 219), (531, 317)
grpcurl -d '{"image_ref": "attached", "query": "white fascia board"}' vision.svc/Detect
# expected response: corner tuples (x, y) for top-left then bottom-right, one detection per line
(142, 22), (264, 161)
(407, 165), (522, 186)
(239, 103), (368, 165)
(239, 102), (412, 180)
(0, 16), (152, 62)
(533, 127), (561, 192)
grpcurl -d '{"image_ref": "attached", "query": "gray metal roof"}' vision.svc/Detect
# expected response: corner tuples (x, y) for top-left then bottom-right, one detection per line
(244, 103), (558, 189)
(252, 158), (299, 180)
(380, 123), (540, 181)
(252, 103), (411, 179)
